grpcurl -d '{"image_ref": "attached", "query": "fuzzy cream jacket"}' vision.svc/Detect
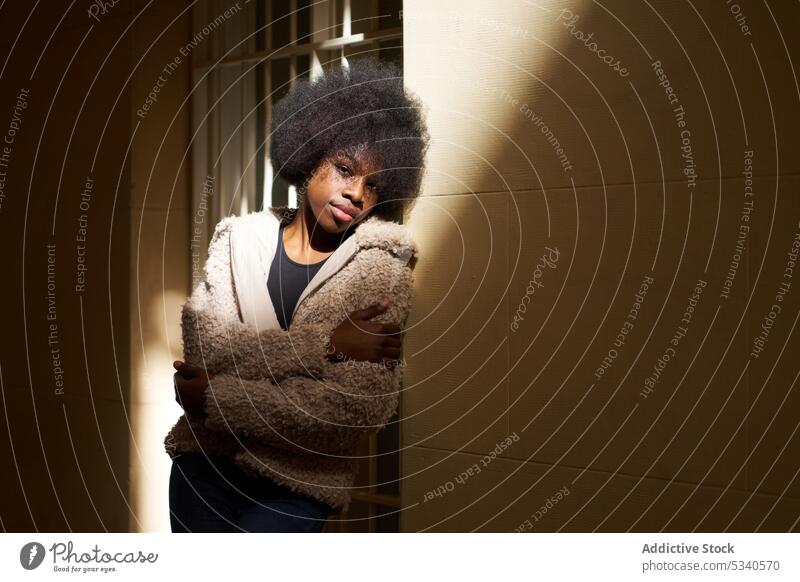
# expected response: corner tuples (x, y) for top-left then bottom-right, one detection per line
(163, 206), (417, 512)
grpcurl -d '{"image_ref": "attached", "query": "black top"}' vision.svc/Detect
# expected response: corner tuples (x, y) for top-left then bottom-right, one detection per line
(267, 223), (330, 330)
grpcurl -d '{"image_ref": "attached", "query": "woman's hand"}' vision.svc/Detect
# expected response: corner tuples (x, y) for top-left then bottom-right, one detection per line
(172, 361), (213, 418)
(325, 298), (404, 367)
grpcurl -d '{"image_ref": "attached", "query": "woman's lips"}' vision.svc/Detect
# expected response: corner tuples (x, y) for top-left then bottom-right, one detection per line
(330, 203), (355, 222)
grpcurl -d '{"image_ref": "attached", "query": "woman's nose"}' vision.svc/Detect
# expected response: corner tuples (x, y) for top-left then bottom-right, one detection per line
(343, 177), (367, 202)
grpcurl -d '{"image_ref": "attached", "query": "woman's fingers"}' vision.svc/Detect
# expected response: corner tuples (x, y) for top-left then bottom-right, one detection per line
(381, 323), (402, 336)
(174, 371), (210, 416)
(380, 345), (402, 359)
(174, 361), (208, 380)
(382, 336), (402, 349)
(351, 300), (389, 321)
(174, 373), (188, 405)
(173, 360), (191, 377)
(174, 373), (204, 392)
(174, 373), (188, 395)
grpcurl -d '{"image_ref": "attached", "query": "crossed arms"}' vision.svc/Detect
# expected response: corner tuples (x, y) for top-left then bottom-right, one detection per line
(176, 217), (414, 455)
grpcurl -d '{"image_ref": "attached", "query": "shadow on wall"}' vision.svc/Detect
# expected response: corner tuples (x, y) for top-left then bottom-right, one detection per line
(0, 2), (193, 531)
(400, 0), (800, 532)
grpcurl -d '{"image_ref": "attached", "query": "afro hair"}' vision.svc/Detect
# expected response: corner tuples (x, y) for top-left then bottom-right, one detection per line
(269, 58), (430, 222)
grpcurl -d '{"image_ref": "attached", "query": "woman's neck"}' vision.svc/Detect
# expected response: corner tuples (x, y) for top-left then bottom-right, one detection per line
(282, 201), (343, 260)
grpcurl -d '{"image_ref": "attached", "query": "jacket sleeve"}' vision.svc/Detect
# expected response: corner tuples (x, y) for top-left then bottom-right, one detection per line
(183, 216), (339, 382)
(200, 250), (415, 454)
(182, 301), (335, 382)
(202, 366), (401, 454)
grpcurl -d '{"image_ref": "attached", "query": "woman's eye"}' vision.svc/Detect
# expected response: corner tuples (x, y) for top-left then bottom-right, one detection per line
(336, 164), (352, 177)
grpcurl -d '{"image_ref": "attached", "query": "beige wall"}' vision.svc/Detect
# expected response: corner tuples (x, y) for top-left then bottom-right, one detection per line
(0, 1), (191, 531)
(401, 0), (800, 531)
(2, 0), (799, 535)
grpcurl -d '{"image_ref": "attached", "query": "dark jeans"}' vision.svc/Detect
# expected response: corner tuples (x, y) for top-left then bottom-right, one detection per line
(169, 452), (333, 532)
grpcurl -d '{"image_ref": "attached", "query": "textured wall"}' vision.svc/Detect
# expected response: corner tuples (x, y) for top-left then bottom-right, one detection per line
(0, 0), (192, 532)
(401, 0), (800, 532)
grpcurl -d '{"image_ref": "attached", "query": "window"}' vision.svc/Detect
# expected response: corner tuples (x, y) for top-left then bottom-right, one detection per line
(189, 0), (404, 532)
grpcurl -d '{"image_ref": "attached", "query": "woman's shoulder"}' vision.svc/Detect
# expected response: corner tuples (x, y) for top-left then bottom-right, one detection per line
(208, 212), (249, 241)
(215, 209), (280, 232)
(353, 215), (418, 265)
(209, 210), (280, 246)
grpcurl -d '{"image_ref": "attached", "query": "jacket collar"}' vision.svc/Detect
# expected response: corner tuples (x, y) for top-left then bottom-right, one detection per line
(231, 205), (417, 330)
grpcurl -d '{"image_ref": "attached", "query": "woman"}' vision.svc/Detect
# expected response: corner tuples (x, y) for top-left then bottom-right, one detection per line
(164, 58), (429, 533)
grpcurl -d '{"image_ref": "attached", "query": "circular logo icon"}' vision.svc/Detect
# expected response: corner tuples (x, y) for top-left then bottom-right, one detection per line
(20, 542), (46, 570)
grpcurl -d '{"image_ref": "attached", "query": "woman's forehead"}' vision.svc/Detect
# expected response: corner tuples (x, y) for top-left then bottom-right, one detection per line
(330, 146), (383, 174)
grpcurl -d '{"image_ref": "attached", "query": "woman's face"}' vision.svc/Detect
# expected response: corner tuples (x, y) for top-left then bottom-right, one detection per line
(302, 148), (383, 234)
